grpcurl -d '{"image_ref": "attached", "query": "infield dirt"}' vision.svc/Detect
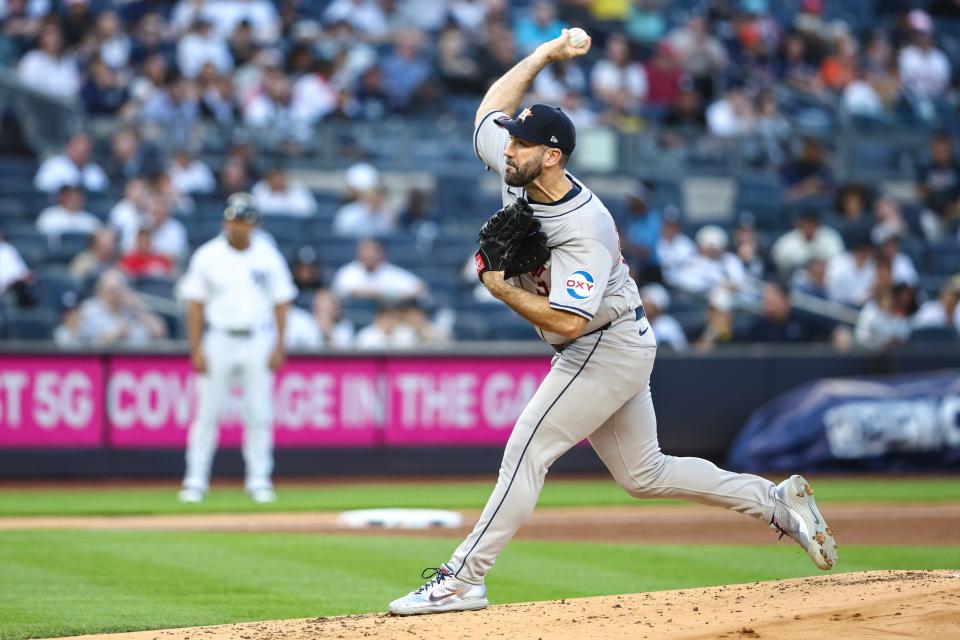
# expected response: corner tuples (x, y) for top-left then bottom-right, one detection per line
(50, 570), (960, 640)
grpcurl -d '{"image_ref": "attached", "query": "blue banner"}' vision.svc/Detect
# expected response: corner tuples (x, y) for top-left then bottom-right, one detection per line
(727, 369), (960, 472)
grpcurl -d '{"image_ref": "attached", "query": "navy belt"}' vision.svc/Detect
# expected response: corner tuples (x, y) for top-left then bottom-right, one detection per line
(223, 328), (253, 338)
(552, 306), (645, 353)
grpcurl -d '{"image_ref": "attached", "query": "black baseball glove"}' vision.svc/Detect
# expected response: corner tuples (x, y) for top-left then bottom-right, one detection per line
(475, 199), (550, 280)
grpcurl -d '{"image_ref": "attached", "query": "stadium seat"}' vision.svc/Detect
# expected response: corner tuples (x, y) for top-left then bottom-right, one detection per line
(910, 326), (959, 343)
(733, 175), (785, 230)
(261, 215), (309, 246)
(3, 307), (57, 340)
(5, 231), (47, 266)
(48, 232), (91, 265)
(927, 244), (960, 275)
(35, 268), (78, 309)
(134, 275), (176, 300)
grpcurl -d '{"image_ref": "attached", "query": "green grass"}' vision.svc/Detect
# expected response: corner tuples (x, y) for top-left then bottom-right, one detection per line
(0, 530), (957, 640)
(0, 477), (957, 517)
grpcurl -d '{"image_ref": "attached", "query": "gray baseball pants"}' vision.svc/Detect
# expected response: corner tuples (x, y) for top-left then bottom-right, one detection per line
(449, 312), (776, 584)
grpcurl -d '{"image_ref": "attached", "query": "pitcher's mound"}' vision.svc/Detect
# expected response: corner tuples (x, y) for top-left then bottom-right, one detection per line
(56, 570), (960, 640)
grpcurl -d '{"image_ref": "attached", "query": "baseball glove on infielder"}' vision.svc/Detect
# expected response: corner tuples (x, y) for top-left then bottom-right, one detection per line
(475, 199), (551, 280)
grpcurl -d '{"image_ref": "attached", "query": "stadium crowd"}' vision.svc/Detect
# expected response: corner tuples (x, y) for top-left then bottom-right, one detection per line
(1, 0), (960, 351)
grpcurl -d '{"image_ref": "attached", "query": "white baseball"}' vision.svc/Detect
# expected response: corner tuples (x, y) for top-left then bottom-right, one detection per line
(568, 27), (589, 48)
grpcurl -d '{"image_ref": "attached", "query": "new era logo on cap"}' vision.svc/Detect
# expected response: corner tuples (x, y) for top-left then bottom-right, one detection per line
(495, 104), (576, 156)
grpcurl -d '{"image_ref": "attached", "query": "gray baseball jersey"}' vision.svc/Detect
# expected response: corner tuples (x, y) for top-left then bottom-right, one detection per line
(474, 110), (643, 344)
(445, 109), (779, 585)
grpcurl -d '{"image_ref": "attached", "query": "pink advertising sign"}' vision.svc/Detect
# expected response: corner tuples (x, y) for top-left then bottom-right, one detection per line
(384, 357), (551, 445)
(107, 356), (380, 448)
(0, 356), (104, 447)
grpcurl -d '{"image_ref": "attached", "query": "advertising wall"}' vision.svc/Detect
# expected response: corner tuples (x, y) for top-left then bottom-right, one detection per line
(0, 354), (550, 449)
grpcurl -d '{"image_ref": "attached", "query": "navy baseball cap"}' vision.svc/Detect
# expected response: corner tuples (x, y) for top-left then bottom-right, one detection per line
(495, 104), (576, 156)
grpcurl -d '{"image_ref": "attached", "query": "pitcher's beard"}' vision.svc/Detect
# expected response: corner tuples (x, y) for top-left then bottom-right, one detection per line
(505, 161), (543, 187)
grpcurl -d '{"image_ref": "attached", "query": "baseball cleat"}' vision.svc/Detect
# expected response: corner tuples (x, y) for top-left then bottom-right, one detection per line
(248, 488), (277, 504)
(771, 475), (838, 570)
(388, 563), (488, 615)
(177, 488), (205, 504)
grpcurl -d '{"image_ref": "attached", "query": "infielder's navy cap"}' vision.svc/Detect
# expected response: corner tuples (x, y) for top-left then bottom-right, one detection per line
(224, 192), (259, 222)
(495, 104), (576, 156)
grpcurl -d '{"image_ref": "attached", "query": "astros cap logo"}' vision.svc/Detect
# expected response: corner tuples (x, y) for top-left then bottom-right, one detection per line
(518, 107), (534, 122)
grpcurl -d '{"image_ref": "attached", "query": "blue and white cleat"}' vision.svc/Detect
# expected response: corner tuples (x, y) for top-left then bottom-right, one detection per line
(388, 563), (488, 615)
(772, 474), (838, 570)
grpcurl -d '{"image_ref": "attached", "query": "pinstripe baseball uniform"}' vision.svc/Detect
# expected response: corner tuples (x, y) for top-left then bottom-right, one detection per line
(447, 111), (778, 584)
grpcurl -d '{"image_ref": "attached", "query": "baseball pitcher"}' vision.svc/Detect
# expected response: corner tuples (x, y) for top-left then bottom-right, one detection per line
(388, 29), (837, 615)
(178, 193), (296, 504)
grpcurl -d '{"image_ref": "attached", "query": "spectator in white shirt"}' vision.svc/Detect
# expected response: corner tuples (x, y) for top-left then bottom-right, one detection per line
(168, 147), (216, 194)
(176, 17), (233, 79)
(640, 283), (688, 351)
(177, 0), (280, 45)
(0, 230), (30, 294)
(872, 223), (918, 286)
(591, 33), (647, 118)
(355, 303), (421, 350)
(898, 10), (951, 101)
(706, 85), (755, 138)
(854, 283), (917, 350)
(251, 165), (318, 217)
(242, 65), (309, 144)
(146, 196), (189, 264)
(657, 206), (697, 283)
(110, 178), (151, 252)
(291, 60), (338, 126)
(670, 225), (746, 294)
(77, 268), (167, 346)
(912, 275), (960, 331)
(826, 230), (876, 307)
(285, 289), (356, 349)
(34, 132), (109, 194)
(332, 239), (425, 302)
(333, 181), (397, 238)
(324, 0), (388, 40)
(36, 185), (102, 244)
(16, 22), (79, 99)
(771, 210), (844, 276)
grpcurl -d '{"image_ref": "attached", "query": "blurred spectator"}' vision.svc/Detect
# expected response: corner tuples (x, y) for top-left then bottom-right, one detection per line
(52, 290), (82, 347)
(36, 185), (101, 243)
(34, 132), (109, 194)
(656, 206), (696, 283)
(640, 283), (687, 351)
(826, 228), (876, 307)
(323, 0), (388, 40)
(129, 12), (175, 67)
(514, 0), (564, 56)
(290, 245), (323, 293)
(644, 41), (682, 108)
(707, 85), (754, 138)
(781, 137), (834, 202)
(219, 156), (253, 194)
(61, 0), (92, 48)
(401, 298), (453, 346)
(0, 229), (30, 295)
(625, 0), (668, 45)
(843, 68), (885, 118)
(119, 227), (174, 278)
(820, 30), (857, 92)
(898, 10), (951, 103)
(854, 282), (917, 350)
(81, 54), (130, 115)
(620, 183), (661, 276)
(103, 127), (144, 184)
(69, 226), (117, 282)
(694, 287), (735, 351)
(242, 64), (308, 145)
(110, 178), (150, 252)
(141, 72), (201, 147)
(437, 24), (485, 96)
(770, 210), (843, 276)
(872, 196), (908, 237)
(912, 275), (960, 330)
(872, 224), (918, 286)
(532, 59), (587, 104)
(146, 197), (188, 263)
(333, 179), (397, 238)
(312, 288), (356, 348)
(0, 0), (45, 59)
(737, 281), (831, 343)
(251, 165), (318, 217)
(791, 256), (829, 300)
(176, 16), (233, 79)
(751, 89), (790, 167)
(671, 225), (747, 294)
(778, 32), (821, 95)
(88, 9), (131, 70)
(591, 33), (647, 122)
(398, 188), (439, 250)
(916, 132), (960, 241)
(77, 268), (167, 345)
(662, 84), (706, 133)
(667, 15), (728, 99)
(291, 56), (337, 126)
(16, 22), (79, 99)
(168, 147), (216, 194)
(332, 239), (425, 301)
(380, 27), (434, 112)
(732, 213), (767, 280)
(833, 183), (871, 230)
(355, 302), (421, 349)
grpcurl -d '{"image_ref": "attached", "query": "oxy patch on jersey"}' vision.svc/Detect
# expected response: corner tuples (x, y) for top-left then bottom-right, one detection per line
(565, 270), (595, 300)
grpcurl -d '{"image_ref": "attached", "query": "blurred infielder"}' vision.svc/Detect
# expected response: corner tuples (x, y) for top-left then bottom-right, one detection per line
(178, 193), (296, 504)
(389, 29), (837, 615)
